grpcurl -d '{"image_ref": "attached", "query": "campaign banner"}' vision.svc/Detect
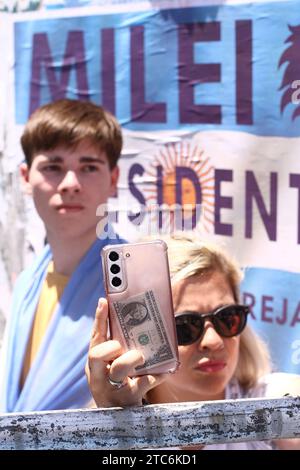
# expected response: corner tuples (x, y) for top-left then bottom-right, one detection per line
(242, 268), (300, 374)
(8, 0), (300, 373)
(12, 0), (300, 136)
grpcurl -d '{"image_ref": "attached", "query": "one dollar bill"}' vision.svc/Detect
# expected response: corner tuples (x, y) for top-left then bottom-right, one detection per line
(113, 290), (176, 371)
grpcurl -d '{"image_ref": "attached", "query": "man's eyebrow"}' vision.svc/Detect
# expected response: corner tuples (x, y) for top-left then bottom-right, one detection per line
(79, 156), (106, 164)
(42, 155), (106, 164)
(45, 156), (63, 163)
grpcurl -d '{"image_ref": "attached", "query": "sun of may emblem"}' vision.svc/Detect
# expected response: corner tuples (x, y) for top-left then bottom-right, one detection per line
(143, 141), (215, 234)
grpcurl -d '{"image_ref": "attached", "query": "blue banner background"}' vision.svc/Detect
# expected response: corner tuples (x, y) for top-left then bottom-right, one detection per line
(242, 268), (300, 374)
(14, 1), (300, 136)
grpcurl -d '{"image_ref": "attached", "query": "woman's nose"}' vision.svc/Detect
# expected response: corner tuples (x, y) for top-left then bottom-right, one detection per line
(197, 322), (224, 351)
(58, 171), (81, 193)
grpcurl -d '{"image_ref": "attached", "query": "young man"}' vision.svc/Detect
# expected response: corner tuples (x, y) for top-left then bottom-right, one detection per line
(0, 99), (124, 412)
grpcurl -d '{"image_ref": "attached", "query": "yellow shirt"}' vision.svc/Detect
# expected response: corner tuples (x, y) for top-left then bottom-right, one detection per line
(21, 261), (69, 387)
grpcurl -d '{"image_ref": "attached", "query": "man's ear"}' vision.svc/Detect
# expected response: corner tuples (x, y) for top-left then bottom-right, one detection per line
(109, 165), (119, 197)
(20, 162), (32, 195)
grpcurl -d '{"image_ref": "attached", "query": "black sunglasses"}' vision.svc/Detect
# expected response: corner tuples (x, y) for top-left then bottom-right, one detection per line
(175, 304), (249, 346)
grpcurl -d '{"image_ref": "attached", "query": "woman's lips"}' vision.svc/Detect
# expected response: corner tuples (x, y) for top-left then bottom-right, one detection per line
(195, 361), (226, 373)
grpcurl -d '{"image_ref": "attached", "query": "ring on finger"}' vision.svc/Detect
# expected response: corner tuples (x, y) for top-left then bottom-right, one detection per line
(108, 374), (127, 390)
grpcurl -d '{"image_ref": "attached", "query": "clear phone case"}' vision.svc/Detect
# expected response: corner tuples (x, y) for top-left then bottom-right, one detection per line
(101, 240), (180, 376)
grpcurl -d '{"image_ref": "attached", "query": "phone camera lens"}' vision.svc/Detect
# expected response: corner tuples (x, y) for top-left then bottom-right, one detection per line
(109, 251), (119, 262)
(111, 277), (122, 287)
(110, 264), (120, 274)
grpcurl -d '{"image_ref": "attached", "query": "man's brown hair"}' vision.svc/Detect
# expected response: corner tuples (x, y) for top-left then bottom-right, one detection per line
(21, 99), (122, 169)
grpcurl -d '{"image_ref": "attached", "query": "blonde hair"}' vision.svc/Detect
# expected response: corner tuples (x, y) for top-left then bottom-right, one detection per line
(160, 233), (271, 390)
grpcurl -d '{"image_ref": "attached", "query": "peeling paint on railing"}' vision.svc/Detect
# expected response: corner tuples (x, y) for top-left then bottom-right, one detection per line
(0, 397), (299, 450)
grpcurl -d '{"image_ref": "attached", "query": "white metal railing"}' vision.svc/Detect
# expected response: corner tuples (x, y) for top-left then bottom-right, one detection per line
(0, 396), (299, 450)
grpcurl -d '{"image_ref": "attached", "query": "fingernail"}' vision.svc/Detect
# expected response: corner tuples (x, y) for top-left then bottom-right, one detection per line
(98, 297), (105, 308)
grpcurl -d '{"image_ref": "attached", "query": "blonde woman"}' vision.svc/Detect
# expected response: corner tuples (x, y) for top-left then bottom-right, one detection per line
(86, 235), (300, 450)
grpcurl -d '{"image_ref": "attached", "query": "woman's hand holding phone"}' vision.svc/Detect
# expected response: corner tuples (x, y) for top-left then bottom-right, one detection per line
(86, 298), (167, 408)
(101, 241), (179, 377)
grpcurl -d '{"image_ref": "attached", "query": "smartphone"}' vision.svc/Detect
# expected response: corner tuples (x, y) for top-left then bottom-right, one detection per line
(101, 240), (180, 376)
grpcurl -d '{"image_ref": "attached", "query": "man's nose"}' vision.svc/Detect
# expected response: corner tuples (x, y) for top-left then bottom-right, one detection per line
(58, 171), (81, 193)
(197, 322), (224, 352)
